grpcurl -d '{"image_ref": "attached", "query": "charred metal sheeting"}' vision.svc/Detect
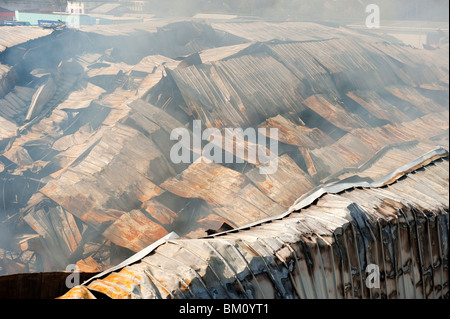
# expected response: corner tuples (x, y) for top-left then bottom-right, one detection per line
(60, 150), (449, 299)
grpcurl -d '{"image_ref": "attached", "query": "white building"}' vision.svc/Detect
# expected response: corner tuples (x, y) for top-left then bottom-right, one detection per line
(66, 1), (86, 14)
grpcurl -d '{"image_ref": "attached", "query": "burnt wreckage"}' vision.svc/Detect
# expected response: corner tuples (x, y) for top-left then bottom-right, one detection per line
(0, 21), (448, 299)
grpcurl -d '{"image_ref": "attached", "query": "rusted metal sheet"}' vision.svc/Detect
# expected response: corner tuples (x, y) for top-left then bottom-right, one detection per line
(60, 150), (449, 299)
(169, 52), (305, 128)
(40, 124), (167, 230)
(0, 86), (35, 124)
(25, 76), (57, 121)
(102, 210), (169, 253)
(161, 159), (285, 227)
(0, 132), (14, 162)
(57, 285), (97, 300)
(259, 114), (334, 149)
(200, 43), (253, 64)
(387, 86), (448, 114)
(306, 111), (449, 179)
(142, 199), (178, 227)
(303, 94), (367, 132)
(246, 154), (314, 208)
(76, 256), (103, 273)
(346, 91), (412, 123)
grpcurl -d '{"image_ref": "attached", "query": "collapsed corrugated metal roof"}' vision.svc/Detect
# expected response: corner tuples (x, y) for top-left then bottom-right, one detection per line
(0, 20), (448, 288)
(163, 38), (447, 129)
(0, 26), (53, 53)
(210, 22), (390, 43)
(59, 149), (449, 299)
(0, 26), (53, 100)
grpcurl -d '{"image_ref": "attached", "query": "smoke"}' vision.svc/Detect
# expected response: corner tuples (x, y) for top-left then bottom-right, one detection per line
(139, 0), (448, 23)
(2, 0), (447, 23)
(0, 223), (11, 250)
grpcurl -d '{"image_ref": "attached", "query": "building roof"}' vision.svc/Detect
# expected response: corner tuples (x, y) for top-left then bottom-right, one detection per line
(89, 3), (121, 14)
(0, 26), (52, 53)
(192, 13), (238, 21)
(210, 21), (394, 43)
(59, 149), (449, 299)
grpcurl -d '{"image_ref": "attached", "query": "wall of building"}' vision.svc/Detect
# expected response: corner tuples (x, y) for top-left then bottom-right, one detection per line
(0, 11), (14, 24)
(15, 10), (108, 25)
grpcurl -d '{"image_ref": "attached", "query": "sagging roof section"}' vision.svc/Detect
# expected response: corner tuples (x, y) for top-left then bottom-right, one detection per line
(59, 150), (449, 299)
(165, 38), (447, 129)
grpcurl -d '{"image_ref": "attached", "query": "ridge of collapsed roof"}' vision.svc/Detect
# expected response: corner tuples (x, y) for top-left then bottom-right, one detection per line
(206, 146), (449, 237)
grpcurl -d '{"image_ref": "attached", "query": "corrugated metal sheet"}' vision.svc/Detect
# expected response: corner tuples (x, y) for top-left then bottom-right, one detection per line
(211, 22), (373, 42)
(0, 116), (16, 142)
(40, 123), (168, 229)
(258, 114), (334, 149)
(90, 3), (121, 14)
(305, 111), (450, 180)
(0, 86), (35, 122)
(77, 18), (170, 35)
(0, 26), (52, 53)
(170, 52), (307, 128)
(59, 150), (449, 299)
(0, 62), (10, 77)
(168, 38), (447, 129)
(199, 43), (253, 64)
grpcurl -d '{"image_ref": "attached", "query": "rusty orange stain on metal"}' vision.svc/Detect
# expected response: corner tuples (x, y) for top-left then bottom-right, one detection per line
(262, 181), (274, 189)
(142, 200), (177, 226)
(180, 278), (191, 291)
(86, 268), (148, 299)
(76, 256), (103, 273)
(88, 280), (132, 299)
(57, 286), (97, 299)
(300, 149), (317, 176)
(102, 210), (169, 252)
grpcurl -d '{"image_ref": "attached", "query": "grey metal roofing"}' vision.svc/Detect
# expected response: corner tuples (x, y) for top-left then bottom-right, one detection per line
(78, 19), (177, 36)
(89, 3), (121, 14)
(0, 26), (52, 53)
(211, 21), (393, 43)
(59, 149), (449, 299)
(168, 38), (447, 129)
(0, 63), (10, 76)
(193, 13), (239, 21)
(0, 116), (16, 141)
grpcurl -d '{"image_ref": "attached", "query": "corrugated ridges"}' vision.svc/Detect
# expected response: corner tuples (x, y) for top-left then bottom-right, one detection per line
(59, 150), (449, 299)
(0, 26), (53, 53)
